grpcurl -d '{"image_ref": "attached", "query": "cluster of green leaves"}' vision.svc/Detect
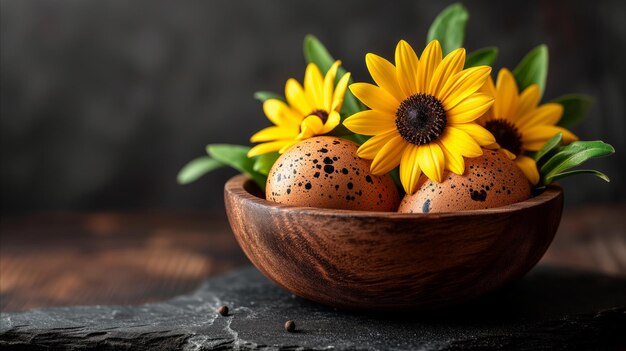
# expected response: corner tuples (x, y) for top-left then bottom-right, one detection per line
(534, 133), (614, 189)
(177, 144), (277, 191)
(511, 45), (593, 127)
(178, 2), (611, 191)
(179, 35), (364, 189)
(430, 3), (610, 186)
(427, 4), (498, 69)
(431, 3), (593, 128)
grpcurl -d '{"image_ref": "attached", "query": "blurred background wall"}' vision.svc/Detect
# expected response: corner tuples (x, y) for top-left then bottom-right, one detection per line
(1, 0), (624, 213)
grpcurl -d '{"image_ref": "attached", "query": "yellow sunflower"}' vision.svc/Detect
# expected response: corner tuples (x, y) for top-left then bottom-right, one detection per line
(247, 61), (351, 157)
(343, 40), (496, 194)
(478, 68), (578, 185)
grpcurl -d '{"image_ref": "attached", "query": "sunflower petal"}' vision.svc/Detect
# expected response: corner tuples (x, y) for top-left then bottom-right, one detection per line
(479, 75), (497, 121)
(484, 142), (500, 150)
(323, 61), (341, 112)
(395, 40), (419, 96)
(417, 40), (442, 93)
(285, 78), (311, 116)
(263, 99), (301, 127)
(428, 47), (465, 96)
(370, 136), (405, 175)
(438, 141), (465, 175)
(343, 110), (396, 135)
(331, 72), (351, 112)
(248, 140), (294, 157)
(446, 93), (494, 124)
(417, 143), (445, 183)
(298, 115), (325, 139)
(493, 68), (519, 122)
(516, 84), (541, 119)
(516, 103), (563, 130)
(250, 126), (297, 143)
(438, 66), (492, 110)
(499, 148), (517, 160)
(304, 63), (324, 108)
(439, 126), (483, 157)
(449, 122), (496, 146)
(278, 140), (299, 154)
(479, 73), (497, 96)
(366, 53), (404, 102)
(320, 111), (341, 134)
(350, 83), (400, 114)
(400, 144), (421, 194)
(356, 129), (400, 159)
(515, 155), (539, 185)
(522, 125), (578, 151)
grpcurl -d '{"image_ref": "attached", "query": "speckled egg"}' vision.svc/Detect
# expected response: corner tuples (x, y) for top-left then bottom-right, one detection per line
(266, 136), (400, 211)
(398, 150), (531, 213)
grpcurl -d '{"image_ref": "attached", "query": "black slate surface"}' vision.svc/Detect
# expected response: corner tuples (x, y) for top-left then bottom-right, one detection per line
(1, 266), (625, 350)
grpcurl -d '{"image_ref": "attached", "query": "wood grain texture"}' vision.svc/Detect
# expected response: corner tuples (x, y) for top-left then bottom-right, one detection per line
(225, 175), (564, 311)
(0, 212), (248, 312)
(0, 205), (623, 313)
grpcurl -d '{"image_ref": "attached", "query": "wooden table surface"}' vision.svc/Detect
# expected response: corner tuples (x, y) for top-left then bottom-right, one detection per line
(1, 206), (625, 313)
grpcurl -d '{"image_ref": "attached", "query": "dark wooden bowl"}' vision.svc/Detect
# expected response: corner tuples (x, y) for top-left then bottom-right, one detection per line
(224, 174), (563, 311)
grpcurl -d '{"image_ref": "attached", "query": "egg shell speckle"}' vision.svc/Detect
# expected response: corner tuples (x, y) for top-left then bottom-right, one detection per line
(266, 136), (400, 211)
(398, 150), (531, 213)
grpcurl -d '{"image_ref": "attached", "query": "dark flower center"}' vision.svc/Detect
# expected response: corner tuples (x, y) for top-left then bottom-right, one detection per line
(395, 94), (447, 145)
(310, 109), (329, 124)
(484, 119), (523, 156)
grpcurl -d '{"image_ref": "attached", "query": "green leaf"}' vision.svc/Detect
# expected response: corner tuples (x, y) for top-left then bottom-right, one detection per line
(534, 132), (563, 164)
(303, 35), (335, 76)
(253, 152), (280, 176)
(207, 144), (253, 172)
(177, 157), (224, 185)
(464, 47), (498, 68)
(303, 35), (363, 117)
(389, 167), (404, 195)
(513, 44), (548, 97)
(254, 91), (285, 103)
(545, 169), (610, 184)
(427, 3), (469, 55)
(540, 140), (615, 178)
(552, 94), (594, 128)
(341, 134), (370, 145)
(207, 144), (267, 191)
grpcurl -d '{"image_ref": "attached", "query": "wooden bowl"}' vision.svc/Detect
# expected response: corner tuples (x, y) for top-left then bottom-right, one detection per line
(224, 174), (563, 311)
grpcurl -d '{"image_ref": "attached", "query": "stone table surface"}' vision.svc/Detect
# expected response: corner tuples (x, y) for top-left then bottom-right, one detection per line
(1, 266), (625, 350)
(1, 208), (625, 349)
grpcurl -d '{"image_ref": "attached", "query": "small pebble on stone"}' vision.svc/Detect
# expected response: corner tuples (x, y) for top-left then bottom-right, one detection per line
(284, 320), (295, 332)
(217, 305), (228, 316)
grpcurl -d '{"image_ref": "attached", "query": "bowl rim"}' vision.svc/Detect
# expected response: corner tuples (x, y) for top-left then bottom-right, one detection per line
(225, 174), (563, 219)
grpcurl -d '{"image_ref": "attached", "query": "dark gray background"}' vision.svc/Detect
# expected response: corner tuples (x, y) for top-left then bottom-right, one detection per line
(1, 0), (624, 213)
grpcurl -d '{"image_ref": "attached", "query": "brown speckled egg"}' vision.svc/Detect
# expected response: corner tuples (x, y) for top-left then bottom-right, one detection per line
(266, 136), (399, 211)
(398, 150), (531, 213)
